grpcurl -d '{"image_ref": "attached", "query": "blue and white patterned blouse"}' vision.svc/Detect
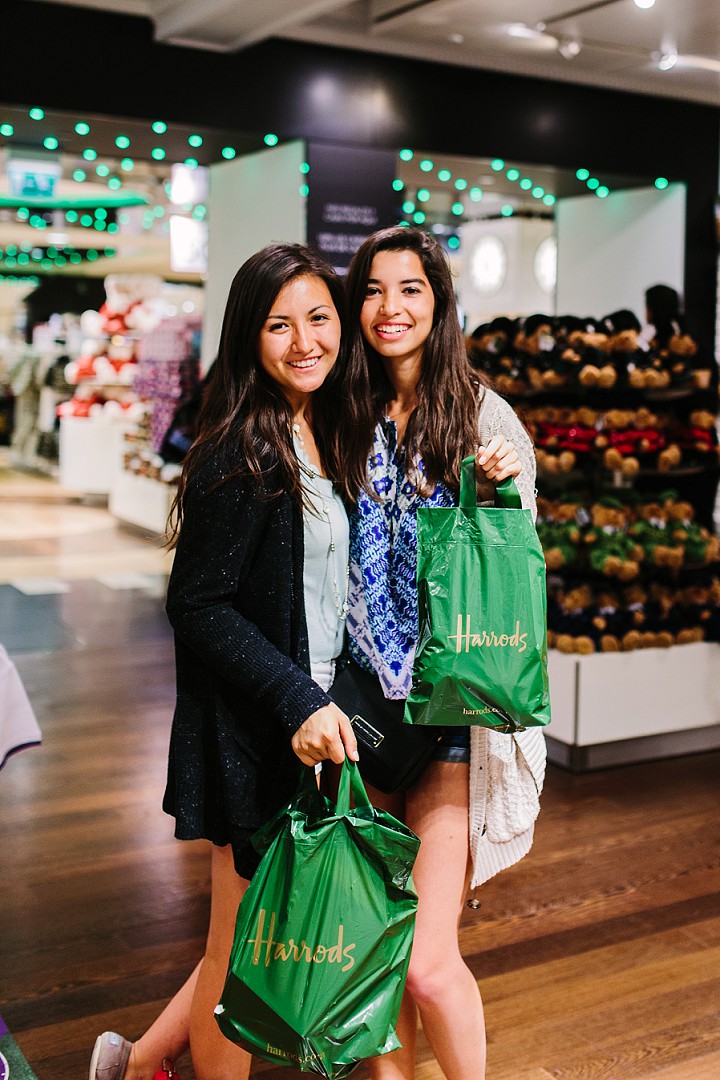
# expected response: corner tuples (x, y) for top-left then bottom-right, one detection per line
(347, 417), (455, 699)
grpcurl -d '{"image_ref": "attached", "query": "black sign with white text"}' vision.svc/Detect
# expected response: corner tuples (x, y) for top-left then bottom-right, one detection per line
(306, 142), (398, 271)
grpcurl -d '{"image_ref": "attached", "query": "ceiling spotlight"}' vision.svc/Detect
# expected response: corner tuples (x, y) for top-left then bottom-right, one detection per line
(634, 0), (655, 8)
(449, 33), (464, 44)
(558, 38), (582, 60)
(507, 23), (542, 39)
(657, 51), (678, 70)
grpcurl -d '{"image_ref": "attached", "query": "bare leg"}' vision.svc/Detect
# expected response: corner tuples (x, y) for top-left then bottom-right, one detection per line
(125, 963), (199, 1079)
(404, 762), (485, 1080)
(367, 763), (484, 1080)
(189, 844), (252, 1080)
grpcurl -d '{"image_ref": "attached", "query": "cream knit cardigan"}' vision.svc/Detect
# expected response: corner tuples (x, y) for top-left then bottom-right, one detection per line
(469, 389), (547, 888)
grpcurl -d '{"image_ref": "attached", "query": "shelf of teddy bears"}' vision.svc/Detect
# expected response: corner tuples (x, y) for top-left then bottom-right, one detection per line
(468, 308), (720, 769)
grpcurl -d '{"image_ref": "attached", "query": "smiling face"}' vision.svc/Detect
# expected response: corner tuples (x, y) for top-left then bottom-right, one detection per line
(360, 249), (435, 374)
(258, 274), (341, 412)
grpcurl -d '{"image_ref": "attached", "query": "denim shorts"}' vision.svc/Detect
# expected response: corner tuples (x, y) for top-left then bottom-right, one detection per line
(433, 725), (470, 764)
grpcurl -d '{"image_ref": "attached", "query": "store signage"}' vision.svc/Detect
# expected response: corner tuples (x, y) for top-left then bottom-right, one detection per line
(7, 152), (61, 200)
(306, 142), (398, 271)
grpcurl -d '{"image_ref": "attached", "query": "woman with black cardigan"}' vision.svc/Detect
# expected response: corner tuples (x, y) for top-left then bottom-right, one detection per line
(90, 243), (369, 1080)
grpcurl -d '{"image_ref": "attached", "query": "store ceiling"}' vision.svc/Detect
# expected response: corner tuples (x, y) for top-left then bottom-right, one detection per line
(36, 0), (720, 107)
(0, 0), (711, 294)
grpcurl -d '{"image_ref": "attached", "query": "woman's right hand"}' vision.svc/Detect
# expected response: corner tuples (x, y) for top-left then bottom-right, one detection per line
(291, 703), (359, 766)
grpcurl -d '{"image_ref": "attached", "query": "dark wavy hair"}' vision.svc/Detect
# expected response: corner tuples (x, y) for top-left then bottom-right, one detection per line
(345, 226), (487, 494)
(167, 242), (371, 545)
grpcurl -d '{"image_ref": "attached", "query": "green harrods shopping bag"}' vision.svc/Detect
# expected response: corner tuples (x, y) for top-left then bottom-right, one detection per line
(215, 760), (420, 1078)
(404, 455), (551, 733)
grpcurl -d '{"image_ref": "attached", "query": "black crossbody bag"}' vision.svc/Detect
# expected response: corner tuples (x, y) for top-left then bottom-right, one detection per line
(329, 659), (440, 794)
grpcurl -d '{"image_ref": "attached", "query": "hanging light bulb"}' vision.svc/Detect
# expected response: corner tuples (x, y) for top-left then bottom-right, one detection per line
(657, 51), (678, 70)
(634, 0), (655, 9)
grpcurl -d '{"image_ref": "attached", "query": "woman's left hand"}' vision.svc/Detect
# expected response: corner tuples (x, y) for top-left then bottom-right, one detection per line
(476, 436), (521, 483)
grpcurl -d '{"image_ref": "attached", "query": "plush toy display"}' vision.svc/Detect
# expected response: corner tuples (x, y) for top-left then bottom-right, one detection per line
(465, 303), (719, 655)
(584, 498), (644, 581)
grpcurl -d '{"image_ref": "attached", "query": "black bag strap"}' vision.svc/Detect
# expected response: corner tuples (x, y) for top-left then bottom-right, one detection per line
(459, 454), (522, 510)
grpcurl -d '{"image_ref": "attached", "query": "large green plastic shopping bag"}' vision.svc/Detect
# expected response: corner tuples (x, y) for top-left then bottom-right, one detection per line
(404, 455), (550, 733)
(215, 760), (420, 1078)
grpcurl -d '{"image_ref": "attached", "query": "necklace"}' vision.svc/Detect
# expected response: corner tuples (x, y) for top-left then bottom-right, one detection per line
(292, 423), (350, 621)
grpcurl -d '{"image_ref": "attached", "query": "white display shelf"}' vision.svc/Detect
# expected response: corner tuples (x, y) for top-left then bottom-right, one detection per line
(109, 470), (174, 536)
(58, 418), (133, 495)
(546, 643), (720, 770)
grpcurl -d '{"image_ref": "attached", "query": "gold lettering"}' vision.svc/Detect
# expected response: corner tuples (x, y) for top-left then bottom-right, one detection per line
(342, 942), (356, 972)
(327, 924), (343, 964)
(448, 616), (529, 653)
(245, 911), (356, 972)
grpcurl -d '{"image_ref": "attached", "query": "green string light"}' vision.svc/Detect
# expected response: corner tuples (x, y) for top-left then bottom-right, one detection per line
(506, 168), (520, 182)
(501, 204), (514, 217)
(222, 147), (236, 159)
(73, 169), (86, 182)
(543, 194), (556, 206)
(438, 169), (451, 182)
(399, 148), (414, 161)
(108, 178), (122, 190)
(413, 210), (426, 224)
(402, 200), (415, 214)
(29, 108), (44, 121)
(120, 158), (135, 171)
(115, 135), (130, 149)
(491, 159), (504, 172)
(451, 201), (464, 216)
(188, 134), (203, 148)
(576, 168), (590, 181)
(83, 148), (97, 161)
(151, 147), (166, 160)
(532, 186), (545, 198)
(655, 176), (669, 189)
(419, 159), (434, 172)
(96, 164), (110, 177)
(300, 184), (309, 197)
(152, 121), (167, 134)
(447, 236), (460, 250)
(392, 178), (404, 191)
(264, 133), (279, 146)
(454, 178), (467, 190)
(75, 122), (90, 135)
(469, 187), (483, 201)
(185, 158), (198, 169)
(519, 178), (532, 190)
(43, 136), (58, 150)
(596, 186), (609, 198)
(0, 124), (14, 137)
(587, 177), (599, 190)
(417, 188), (430, 203)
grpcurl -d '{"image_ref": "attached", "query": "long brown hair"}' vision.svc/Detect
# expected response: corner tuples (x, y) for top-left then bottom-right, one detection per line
(345, 226), (487, 494)
(167, 242), (371, 546)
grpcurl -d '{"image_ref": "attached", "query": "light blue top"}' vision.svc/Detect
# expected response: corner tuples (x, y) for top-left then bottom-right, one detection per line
(297, 445), (349, 670)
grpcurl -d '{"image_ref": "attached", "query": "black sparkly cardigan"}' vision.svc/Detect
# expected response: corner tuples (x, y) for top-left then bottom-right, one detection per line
(162, 446), (331, 878)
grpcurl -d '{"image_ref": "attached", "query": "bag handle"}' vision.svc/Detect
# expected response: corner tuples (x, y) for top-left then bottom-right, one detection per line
(460, 454), (523, 510)
(301, 759), (372, 814)
(336, 758), (372, 814)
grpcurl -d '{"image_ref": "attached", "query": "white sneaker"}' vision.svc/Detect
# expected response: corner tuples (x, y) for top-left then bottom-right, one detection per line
(89, 1031), (132, 1080)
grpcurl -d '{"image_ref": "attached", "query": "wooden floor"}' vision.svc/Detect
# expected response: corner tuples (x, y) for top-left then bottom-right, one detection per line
(1, 470), (719, 1080)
